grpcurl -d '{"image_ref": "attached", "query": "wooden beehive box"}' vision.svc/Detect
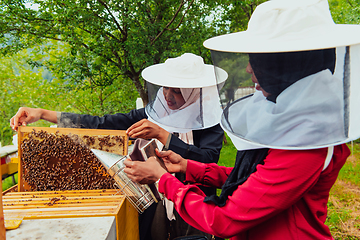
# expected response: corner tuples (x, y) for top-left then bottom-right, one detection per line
(17, 126), (128, 192)
(3, 189), (139, 240)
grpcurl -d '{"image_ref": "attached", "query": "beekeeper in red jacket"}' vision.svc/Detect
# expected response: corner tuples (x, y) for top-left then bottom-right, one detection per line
(123, 0), (360, 239)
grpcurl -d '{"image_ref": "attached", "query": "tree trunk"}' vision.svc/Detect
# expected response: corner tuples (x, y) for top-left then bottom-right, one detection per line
(131, 74), (148, 106)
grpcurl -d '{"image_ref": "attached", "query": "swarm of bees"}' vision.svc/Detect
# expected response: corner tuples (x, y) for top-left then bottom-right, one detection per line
(20, 129), (125, 191)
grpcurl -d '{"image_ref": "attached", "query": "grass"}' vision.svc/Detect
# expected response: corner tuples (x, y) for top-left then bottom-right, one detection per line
(327, 143), (360, 239)
(218, 135), (237, 168)
(2, 173), (18, 191)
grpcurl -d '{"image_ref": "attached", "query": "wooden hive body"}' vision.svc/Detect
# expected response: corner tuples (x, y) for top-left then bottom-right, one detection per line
(3, 189), (139, 240)
(5, 127), (139, 240)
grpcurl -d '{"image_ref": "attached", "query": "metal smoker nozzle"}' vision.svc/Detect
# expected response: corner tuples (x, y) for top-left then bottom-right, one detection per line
(90, 149), (126, 173)
(90, 149), (155, 213)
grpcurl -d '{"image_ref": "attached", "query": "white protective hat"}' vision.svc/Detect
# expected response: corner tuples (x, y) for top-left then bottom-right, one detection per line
(203, 0), (360, 150)
(204, 0), (360, 53)
(142, 53), (228, 133)
(142, 53), (227, 88)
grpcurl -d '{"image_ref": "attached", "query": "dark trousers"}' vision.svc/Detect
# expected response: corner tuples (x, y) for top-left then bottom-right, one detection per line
(139, 202), (158, 240)
(150, 201), (223, 240)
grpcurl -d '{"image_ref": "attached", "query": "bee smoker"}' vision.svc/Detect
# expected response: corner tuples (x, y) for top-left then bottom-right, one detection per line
(91, 139), (163, 213)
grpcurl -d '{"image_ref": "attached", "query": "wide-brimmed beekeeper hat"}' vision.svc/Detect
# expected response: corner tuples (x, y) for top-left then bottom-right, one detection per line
(142, 53), (227, 88)
(204, 0), (360, 53)
(203, 0), (360, 150)
(142, 53), (228, 133)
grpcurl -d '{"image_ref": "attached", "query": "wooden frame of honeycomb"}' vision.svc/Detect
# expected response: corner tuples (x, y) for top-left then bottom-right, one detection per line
(17, 127), (128, 192)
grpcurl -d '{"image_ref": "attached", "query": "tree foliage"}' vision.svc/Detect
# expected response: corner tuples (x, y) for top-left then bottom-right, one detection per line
(0, 51), (51, 145)
(222, 0), (266, 32)
(0, 45), (141, 145)
(0, 0), (235, 105)
(41, 40), (139, 115)
(329, 0), (360, 24)
(0, 0), (265, 145)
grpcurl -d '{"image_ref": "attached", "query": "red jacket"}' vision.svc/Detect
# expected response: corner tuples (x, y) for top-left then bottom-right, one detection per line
(158, 144), (350, 240)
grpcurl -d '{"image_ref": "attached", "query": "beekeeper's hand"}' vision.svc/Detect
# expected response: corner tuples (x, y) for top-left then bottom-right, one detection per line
(10, 107), (57, 131)
(124, 155), (167, 184)
(126, 119), (169, 144)
(156, 149), (187, 174)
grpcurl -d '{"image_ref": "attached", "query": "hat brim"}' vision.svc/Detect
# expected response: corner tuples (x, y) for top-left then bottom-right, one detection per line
(142, 64), (228, 88)
(204, 24), (360, 53)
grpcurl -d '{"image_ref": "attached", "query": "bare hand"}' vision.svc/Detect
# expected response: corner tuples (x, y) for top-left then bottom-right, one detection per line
(10, 107), (42, 131)
(156, 149), (187, 174)
(126, 119), (169, 144)
(123, 156), (167, 184)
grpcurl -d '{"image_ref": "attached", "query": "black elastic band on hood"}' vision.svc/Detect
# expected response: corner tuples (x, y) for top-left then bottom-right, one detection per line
(249, 48), (336, 103)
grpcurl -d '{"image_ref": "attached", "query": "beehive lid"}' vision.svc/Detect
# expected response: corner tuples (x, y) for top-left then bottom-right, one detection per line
(6, 216), (117, 240)
(0, 145), (17, 158)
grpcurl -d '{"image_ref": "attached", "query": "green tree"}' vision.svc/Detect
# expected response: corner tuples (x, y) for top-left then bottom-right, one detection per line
(222, 0), (267, 32)
(0, 0), (232, 105)
(329, 0), (360, 24)
(0, 45), (139, 145)
(0, 0), (264, 145)
(41, 40), (139, 116)
(0, 51), (49, 145)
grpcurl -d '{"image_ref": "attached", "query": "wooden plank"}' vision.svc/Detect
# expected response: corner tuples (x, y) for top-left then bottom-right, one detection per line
(4, 212), (118, 220)
(2, 185), (17, 195)
(17, 126), (128, 156)
(1, 164), (8, 177)
(3, 200), (123, 206)
(17, 129), (23, 192)
(0, 163), (6, 239)
(3, 192), (122, 199)
(3, 196), (123, 201)
(117, 197), (139, 240)
(5, 189), (119, 195)
(3, 190), (125, 204)
(18, 126), (127, 136)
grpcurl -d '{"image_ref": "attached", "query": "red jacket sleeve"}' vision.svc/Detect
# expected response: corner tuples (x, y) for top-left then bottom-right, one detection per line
(184, 160), (233, 188)
(158, 147), (342, 238)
